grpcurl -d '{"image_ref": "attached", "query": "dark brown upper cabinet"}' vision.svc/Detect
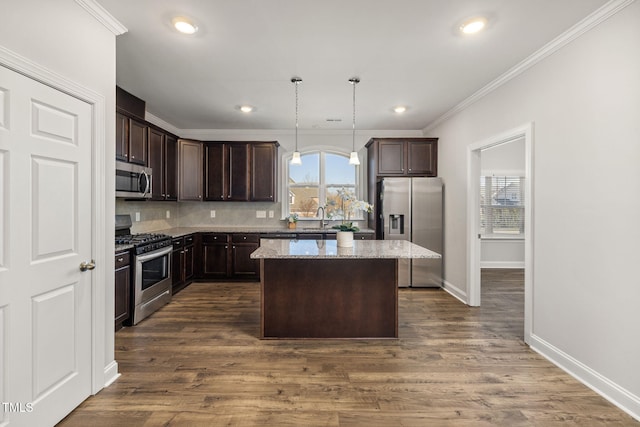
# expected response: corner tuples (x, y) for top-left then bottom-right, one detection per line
(227, 143), (250, 201)
(115, 112), (129, 162)
(128, 118), (147, 166)
(205, 141), (277, 202)
(147, 128), (178, 201)
(178, 139), (203, 201)
(164, 135), (178, 201)
(251, 143), (278, 202)
(115, 113), (148, 166)
(366, 137), (438, 177)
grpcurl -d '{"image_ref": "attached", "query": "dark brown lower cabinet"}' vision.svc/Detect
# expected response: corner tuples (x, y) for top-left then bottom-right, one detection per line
(199, 233), (260, 281)
(114, 251), (131, 331)
(201, 233), (230, 279)
(231, 234), (259, 279)
(172, 234), (195, 294)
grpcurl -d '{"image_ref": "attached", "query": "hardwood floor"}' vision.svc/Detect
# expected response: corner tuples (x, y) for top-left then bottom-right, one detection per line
(59, 269), (637, 426)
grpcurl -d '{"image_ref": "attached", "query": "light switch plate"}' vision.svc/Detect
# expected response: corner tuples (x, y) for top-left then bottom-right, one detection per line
(210, 210), (216, 218)
(256, 210), (267, 218)
(268, 210), (274, 218)
(166, 210), (170, 219)
(135, 212), (140, 222)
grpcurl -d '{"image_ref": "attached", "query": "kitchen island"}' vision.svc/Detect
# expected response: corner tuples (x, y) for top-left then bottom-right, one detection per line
(251, 239), (441, 339)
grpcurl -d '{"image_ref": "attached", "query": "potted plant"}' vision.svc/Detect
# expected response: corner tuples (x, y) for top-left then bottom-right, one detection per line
(286, 213), (298, 229)
(331, 188), (373, 247)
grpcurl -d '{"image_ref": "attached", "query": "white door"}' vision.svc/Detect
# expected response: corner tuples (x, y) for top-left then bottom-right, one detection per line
(0, 65), (93, 426)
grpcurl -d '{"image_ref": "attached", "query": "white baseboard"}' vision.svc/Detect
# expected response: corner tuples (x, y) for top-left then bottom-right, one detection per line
(480, 261), (525, 269)
(529, 334), (640, 422)
(103, 360), (120, 388)
(442, 280), (468, 304)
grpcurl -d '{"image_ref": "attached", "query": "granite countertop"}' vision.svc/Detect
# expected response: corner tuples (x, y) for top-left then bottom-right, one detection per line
(115, 243), (134, 252)
(251, 239), (441, 260)
(150, 226), (375, 239)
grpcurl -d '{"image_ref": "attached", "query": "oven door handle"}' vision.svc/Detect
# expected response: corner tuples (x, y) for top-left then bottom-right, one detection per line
(136, 245), (172, 263)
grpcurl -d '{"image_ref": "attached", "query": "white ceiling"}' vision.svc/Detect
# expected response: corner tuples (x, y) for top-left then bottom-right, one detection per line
(99, 0), (608, 131)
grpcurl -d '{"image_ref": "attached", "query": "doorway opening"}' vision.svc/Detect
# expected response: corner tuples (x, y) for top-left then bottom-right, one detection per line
(467, 123), (533, 344)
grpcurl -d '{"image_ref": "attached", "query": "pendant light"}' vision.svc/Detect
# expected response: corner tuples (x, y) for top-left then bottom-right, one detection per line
(290, 77), (302, 165)
(348, 77), (361, 165)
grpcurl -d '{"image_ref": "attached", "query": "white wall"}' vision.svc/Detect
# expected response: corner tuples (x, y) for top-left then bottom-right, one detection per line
(0, 0), (119, 392)
(429, 0), (639, 416)
(480, 137), (525, 176)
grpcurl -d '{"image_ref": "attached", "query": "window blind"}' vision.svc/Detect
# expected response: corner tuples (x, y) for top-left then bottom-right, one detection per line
(480, 176), (525, 236)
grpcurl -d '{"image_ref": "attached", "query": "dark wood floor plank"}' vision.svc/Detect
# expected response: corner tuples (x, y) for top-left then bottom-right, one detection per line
(58, 269), (637, 426)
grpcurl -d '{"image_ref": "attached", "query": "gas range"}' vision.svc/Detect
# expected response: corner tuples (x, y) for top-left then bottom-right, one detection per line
(115, 214), (172, 255)
(115, 233), (172, 255)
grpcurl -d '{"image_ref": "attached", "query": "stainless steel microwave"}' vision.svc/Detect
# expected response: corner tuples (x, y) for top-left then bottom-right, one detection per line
(115, 160), (152, 199)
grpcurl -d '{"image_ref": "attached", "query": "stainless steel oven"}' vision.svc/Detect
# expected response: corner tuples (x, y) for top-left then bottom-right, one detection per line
(116, 214), (172, 326)
(133, 245), (172, 325)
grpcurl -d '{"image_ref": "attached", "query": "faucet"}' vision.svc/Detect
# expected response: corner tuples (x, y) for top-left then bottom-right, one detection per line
(316, 206), (327, 229)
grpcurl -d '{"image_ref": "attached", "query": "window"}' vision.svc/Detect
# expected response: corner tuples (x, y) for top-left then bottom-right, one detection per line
(286, 151), (360, 219)
(480, 176), (525, 236)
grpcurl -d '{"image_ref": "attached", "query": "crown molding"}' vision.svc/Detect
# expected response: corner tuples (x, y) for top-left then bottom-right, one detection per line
(423, 0), (636, 133)
(145, 112), (182, 136)
(75, 0), (127, 35)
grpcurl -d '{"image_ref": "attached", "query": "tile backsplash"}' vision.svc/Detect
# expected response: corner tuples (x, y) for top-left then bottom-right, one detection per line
(116, 200), (283, 233)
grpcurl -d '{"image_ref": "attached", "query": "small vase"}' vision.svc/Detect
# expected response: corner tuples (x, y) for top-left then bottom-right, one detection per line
(336, 231), (354, 247)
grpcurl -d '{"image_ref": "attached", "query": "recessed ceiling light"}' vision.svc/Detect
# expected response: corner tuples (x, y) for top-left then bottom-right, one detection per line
(460, 17), (487, 35)
(394, 106), (407, 114)
(240, 105), (254, 113)
(172, 17), (198, 35)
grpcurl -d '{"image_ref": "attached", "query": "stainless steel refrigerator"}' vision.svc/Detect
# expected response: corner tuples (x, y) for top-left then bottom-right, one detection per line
(376, 177), (443, 287)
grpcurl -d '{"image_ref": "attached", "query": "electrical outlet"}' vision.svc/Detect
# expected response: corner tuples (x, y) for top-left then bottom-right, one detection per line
(268, 210), (274, 218)
(256, 210), (267, 218)
(135, 212), (140, 222)
(166, 210), (170, 219)
(210, 210), (216, 218)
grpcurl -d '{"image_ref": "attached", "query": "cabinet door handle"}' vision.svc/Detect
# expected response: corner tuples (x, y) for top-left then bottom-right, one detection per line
(117, 257), (124, 262)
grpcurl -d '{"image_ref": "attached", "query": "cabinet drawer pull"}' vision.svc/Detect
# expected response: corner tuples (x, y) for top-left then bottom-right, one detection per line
(117, 257), (124, 262)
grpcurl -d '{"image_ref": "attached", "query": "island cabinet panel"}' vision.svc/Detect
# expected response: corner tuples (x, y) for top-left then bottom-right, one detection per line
(114, 251), (131, 331)
(261, 258), (398, 339)
(250, 143), (278, 201)
(178, 139), (203, 201)
(201, 233), (231, 279)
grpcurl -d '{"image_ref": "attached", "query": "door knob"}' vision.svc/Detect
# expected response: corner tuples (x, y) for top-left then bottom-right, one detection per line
(79, 260), (96, 272)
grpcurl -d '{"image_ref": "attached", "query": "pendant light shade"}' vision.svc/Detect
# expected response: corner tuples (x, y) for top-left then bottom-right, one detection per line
(291, 77), (302, 165)
(349, 77), (361, 165)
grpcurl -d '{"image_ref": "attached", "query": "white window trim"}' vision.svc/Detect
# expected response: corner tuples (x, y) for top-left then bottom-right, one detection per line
(281, 148), (362, 220)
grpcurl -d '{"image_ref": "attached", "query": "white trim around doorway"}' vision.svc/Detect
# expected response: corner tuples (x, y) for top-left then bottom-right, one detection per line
(466, 122), (534, 345)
